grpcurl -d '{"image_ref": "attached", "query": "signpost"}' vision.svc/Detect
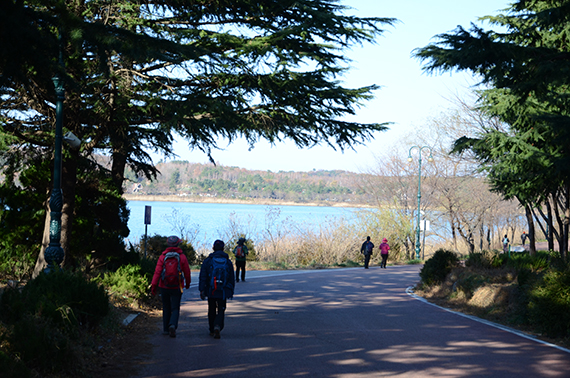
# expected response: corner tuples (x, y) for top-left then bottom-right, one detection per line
(144, 206), (151, 258)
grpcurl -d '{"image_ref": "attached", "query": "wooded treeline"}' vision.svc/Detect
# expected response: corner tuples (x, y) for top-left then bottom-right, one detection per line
(125, 161), (374, 204)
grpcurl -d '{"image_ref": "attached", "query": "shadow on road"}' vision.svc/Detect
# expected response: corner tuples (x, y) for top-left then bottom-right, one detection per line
(136, 266), (570, 378)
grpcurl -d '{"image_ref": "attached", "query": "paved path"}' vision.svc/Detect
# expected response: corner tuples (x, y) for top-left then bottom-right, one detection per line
(135, 266), (570, 377)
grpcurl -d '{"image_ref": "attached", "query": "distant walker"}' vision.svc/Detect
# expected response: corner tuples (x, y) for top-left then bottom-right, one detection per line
(360, 236), (374, 269)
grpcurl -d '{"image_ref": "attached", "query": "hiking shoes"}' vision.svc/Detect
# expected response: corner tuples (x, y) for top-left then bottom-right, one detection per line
(213, 326), (221, 339)
(169, 325), (176, 338)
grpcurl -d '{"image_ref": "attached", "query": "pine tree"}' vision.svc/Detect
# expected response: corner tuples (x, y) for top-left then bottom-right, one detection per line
(0, 0), (395, 271)
(414, 0), (570, 259)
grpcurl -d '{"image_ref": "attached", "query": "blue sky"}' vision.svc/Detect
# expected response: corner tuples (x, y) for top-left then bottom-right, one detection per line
(158, 0), (511, 173)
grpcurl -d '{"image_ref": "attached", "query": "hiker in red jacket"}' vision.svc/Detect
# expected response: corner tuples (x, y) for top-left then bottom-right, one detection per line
(151, 235), (191, 338)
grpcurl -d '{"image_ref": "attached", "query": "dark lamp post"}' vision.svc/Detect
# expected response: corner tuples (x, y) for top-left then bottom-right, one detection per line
(44, 74), (65, 272)
(407, 146), (434, 260)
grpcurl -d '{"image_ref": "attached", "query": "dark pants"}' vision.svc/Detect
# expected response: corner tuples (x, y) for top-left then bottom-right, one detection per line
(381, 253), (388, 268)
(160, 288), (182, 332)
(208, 298), (226, 333)
(364, 254), (371, 269)
(235, 260), (246, 281)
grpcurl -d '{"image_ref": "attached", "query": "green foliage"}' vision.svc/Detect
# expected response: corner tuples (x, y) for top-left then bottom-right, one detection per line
(0, 350), (32, 378)
(505, 251), (551, 271)
(454, 272), (489, 300)
(6, 315), (77, 374)
(419, 249), (459, 286)
(142, 162), (372, 204)
(133, 234), (197, 265)
(353, 206), (414, 261)
(421, 246), (570, 343)
(96, 264), (151, 303)
(226, 234), (257, 262)
(465, 251), (506, 269)
(0, 153), (49, 279)
(0, 244), (37, 281)
(528, 268), (570, 338)
(415, 0), (570, 261)
(0, 269), (110, 375)
(0, 270), (109, 330)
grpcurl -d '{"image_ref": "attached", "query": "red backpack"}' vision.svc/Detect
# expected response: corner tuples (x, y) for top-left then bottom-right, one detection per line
(235, 246), (244, 258)
(161, 251), (181, 288)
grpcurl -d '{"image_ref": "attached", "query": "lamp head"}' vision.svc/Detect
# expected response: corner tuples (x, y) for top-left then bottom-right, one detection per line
(63, 131), (81, 150)
(407, 157), (413, 162)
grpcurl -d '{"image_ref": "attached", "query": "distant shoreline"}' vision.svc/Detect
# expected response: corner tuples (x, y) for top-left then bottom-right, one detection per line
(123, 194), (371, 208)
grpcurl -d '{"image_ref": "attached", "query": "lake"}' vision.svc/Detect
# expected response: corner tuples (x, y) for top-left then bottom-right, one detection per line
(126, 200), (362, 246)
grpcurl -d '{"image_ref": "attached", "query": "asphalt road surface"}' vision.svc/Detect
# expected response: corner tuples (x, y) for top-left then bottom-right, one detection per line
(135, 265), (570, 377)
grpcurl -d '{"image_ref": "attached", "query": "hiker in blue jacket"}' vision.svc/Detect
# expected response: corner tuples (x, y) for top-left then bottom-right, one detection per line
(199, 239), (235, 339)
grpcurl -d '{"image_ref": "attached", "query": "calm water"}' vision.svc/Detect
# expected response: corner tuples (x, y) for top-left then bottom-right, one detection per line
(126, 201), (361, 245)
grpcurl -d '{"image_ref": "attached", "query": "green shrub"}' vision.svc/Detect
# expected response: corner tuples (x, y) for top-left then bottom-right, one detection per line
(0, 244), (36, 281)
(0, 270), (110, 376)
(455, 272), (488, 299)
(134, 234), (197, 264)
(0, 349), (32, 378)
(528, 268), (570, 338)
(506, 251), (550, 271)
(7, 314), (78, 374)
(97, 264), (151, 302)
(465, 251), (506, 269)
(225, 234), (257, 261)
(1, 269), (109, 330)
(419, 249), (459, 286)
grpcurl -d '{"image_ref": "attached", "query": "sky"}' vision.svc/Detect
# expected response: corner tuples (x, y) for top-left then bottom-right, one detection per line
(154, 0), (511, 173)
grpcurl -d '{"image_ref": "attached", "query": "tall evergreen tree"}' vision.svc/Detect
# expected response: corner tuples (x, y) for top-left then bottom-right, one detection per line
(0, 0), (395, 272)
(414, 0), (570, 259)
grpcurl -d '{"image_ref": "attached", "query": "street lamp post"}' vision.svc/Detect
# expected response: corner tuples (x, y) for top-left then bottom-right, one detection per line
(408, 146), (433, 260)
(43, 72), (65, 272)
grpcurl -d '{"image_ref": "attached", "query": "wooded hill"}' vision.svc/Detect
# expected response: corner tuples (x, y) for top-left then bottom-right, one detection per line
(124, 161), (375, 205)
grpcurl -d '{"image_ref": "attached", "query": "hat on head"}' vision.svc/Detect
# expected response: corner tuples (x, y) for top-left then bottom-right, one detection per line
(213, 239), (225, 251)
(167, 235), (181, 247)
(382, 238), (388, 243)
(238, 237), (246, 245)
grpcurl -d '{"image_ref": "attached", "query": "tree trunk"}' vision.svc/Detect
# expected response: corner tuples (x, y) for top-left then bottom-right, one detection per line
(524, 202), (536, 256)
(111, 148), (127, 195)
(61, 150), (79, 268)
(32, 200), (51, 278)
(552, 191), (564, 254)
(545, 199), (554, 251)
(562, 183), (570, 261)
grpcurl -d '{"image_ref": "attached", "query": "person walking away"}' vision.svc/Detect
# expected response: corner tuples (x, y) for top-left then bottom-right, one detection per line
(379, 238), (390, 268)
(151, 235), (191, 338)
(360, 236), (374, 269)
(502, 235), (510, 253)
(199, 240), (235, 339)
(521, 232), (527, 246)
(233, 237), (249, 282)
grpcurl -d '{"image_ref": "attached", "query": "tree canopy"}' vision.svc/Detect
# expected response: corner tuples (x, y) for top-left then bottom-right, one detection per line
(414, 0), (570, 258)
(0, 0), (395, 272)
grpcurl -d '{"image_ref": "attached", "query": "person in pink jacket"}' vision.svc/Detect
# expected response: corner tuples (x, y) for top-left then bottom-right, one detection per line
(379, 238), (390, 268)
(151, 235), (191, 338)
